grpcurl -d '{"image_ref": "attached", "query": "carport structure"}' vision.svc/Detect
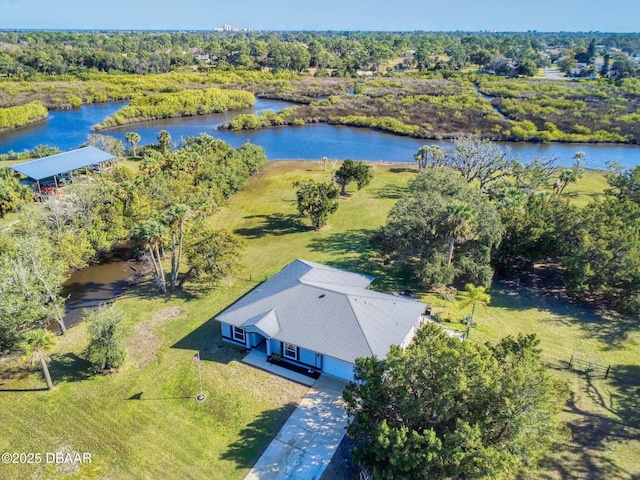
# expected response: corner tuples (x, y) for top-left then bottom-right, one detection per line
(10, 146), (114, 196)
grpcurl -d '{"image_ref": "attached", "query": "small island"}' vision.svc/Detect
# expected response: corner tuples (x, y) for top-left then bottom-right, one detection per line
(0, 101), (48, 133)
(93, 87), (255, 130)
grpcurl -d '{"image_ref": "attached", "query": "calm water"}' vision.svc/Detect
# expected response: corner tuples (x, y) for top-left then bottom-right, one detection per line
(0, 98), (290, 154)
(213, 125), (640, 170)
(59, 256), (137, 328)
(2, 99), (640, 170)
(0, 101), (128, 154)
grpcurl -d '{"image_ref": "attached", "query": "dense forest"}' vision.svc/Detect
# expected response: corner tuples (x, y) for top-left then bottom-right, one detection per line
(0, 30), (638, 77)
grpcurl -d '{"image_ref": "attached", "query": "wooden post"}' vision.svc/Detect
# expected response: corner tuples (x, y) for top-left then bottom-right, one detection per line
(605, 365), (610, 379)
(568, 353), (574, 369)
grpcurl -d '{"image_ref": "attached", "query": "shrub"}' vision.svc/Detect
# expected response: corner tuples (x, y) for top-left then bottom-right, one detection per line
(0, 101), (48, 129)
(83, 304), (127, 373)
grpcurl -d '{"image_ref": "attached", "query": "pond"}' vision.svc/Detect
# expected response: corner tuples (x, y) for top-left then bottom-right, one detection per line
(59, 255), (139, 329)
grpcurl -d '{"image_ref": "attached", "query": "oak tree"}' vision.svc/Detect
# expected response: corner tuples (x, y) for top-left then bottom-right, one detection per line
(334, 159), (373, 196)
(373, 168), (502, 288)
(294, 180), (339, 230)
(344, 323), (567, 480)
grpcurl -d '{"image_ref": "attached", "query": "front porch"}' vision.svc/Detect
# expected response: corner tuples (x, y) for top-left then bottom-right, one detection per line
(242, 349), (317, 387)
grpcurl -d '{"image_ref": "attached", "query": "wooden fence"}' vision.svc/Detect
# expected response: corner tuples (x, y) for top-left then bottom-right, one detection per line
(568, 354), (611, 379)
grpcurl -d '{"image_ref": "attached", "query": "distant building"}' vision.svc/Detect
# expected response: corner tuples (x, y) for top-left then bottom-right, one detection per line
(213, 24), (251, 33)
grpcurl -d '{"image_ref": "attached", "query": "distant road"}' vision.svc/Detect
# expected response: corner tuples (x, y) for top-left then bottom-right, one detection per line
(542, 67), (569, 81)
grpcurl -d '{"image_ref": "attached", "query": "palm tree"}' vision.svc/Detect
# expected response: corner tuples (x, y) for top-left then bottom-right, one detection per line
(140, 151), (164, 174)
(135, 220), (167, 294)
(166, 204), (191, 293)
(554, 152), (585, 197)
(17, 329), (56, 390)
(157, 130), (171, 153)
(125, 131), (141, 157)
(441, 201), (476, 267)
(414, 145), (444, 169)
(459, 284), (491, 340)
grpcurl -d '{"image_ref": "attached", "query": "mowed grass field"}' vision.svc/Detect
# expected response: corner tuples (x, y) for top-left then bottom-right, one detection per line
(0, 161), (413, 480)
(0, 161), (638, 479)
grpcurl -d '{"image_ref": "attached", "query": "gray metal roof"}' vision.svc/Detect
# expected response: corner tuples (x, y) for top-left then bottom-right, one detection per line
(243, 310), (281, 338)
(10, 146), (115, 181)
(216, 259), (426, 364)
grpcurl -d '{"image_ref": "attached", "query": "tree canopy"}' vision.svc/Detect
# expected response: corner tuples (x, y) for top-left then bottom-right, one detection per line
(562, 197), (640, 313)
(344, 323), (567, 480)
(294, 180), (339, 230)
(17, 329), (56, 390)
(334, 159), (373, 196)
(83, 304), (127, 373)
(0, 30), (638, 78)
(373, 167), (503, 288)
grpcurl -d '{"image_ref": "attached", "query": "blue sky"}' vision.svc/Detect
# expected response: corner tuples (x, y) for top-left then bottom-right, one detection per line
(1, 0), (638, 32)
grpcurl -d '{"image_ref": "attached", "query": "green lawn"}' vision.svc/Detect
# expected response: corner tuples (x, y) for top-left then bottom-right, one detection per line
(425, 284), (640, 479)
(1, 160), (638, 479)
(562, 168), (609, 207)
(0, 161), (415, 480)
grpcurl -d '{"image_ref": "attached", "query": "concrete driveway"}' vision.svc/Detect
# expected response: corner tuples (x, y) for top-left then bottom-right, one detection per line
(244, 375), (349, 480)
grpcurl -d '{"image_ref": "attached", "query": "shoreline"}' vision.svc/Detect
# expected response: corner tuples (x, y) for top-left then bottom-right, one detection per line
(219, 118), (640, 146)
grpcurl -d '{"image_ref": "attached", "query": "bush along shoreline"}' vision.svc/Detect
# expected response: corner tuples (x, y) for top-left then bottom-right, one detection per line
(0, 102), (48, 132)
(94, 88), (255, 130)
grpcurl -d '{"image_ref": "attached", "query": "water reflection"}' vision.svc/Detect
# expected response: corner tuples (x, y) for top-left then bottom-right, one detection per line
(60, 256), (137, 328)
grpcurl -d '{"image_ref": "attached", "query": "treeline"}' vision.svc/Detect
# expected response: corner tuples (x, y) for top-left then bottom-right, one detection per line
(0, 145), (60, 163)
(0, 132), (267, 351)
(94, 88), (255, 130)
(374, 135), (640, 314)
(1, 30), (639, 77)
(0, 101), (47, 130)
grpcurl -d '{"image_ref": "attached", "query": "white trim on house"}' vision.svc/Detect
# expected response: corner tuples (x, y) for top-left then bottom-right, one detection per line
(282, 342), (299, 361)
(232, 326), (246, 343)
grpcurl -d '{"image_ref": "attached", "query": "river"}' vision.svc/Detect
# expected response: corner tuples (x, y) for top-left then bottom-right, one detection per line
(1, 98), (640, 170)
(9, 97), (636, 329)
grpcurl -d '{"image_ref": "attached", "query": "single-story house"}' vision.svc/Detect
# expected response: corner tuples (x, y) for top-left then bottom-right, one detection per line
(215, 259), (428, 381)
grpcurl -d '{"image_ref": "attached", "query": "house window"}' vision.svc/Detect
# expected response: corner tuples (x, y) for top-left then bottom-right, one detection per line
(283, 342), (298, 361)
(232, 327), (245, 343)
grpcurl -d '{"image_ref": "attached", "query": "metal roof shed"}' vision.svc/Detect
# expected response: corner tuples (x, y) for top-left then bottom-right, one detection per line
(9, 146), (115, 181)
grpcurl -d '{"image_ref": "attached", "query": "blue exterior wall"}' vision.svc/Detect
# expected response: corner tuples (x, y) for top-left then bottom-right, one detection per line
(322, 355), (355, 381)
(220, 322), (232, 339)
(299, 347), (317, 366)
(248, 332), (261, 348)
(220, 322), (247, 347)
